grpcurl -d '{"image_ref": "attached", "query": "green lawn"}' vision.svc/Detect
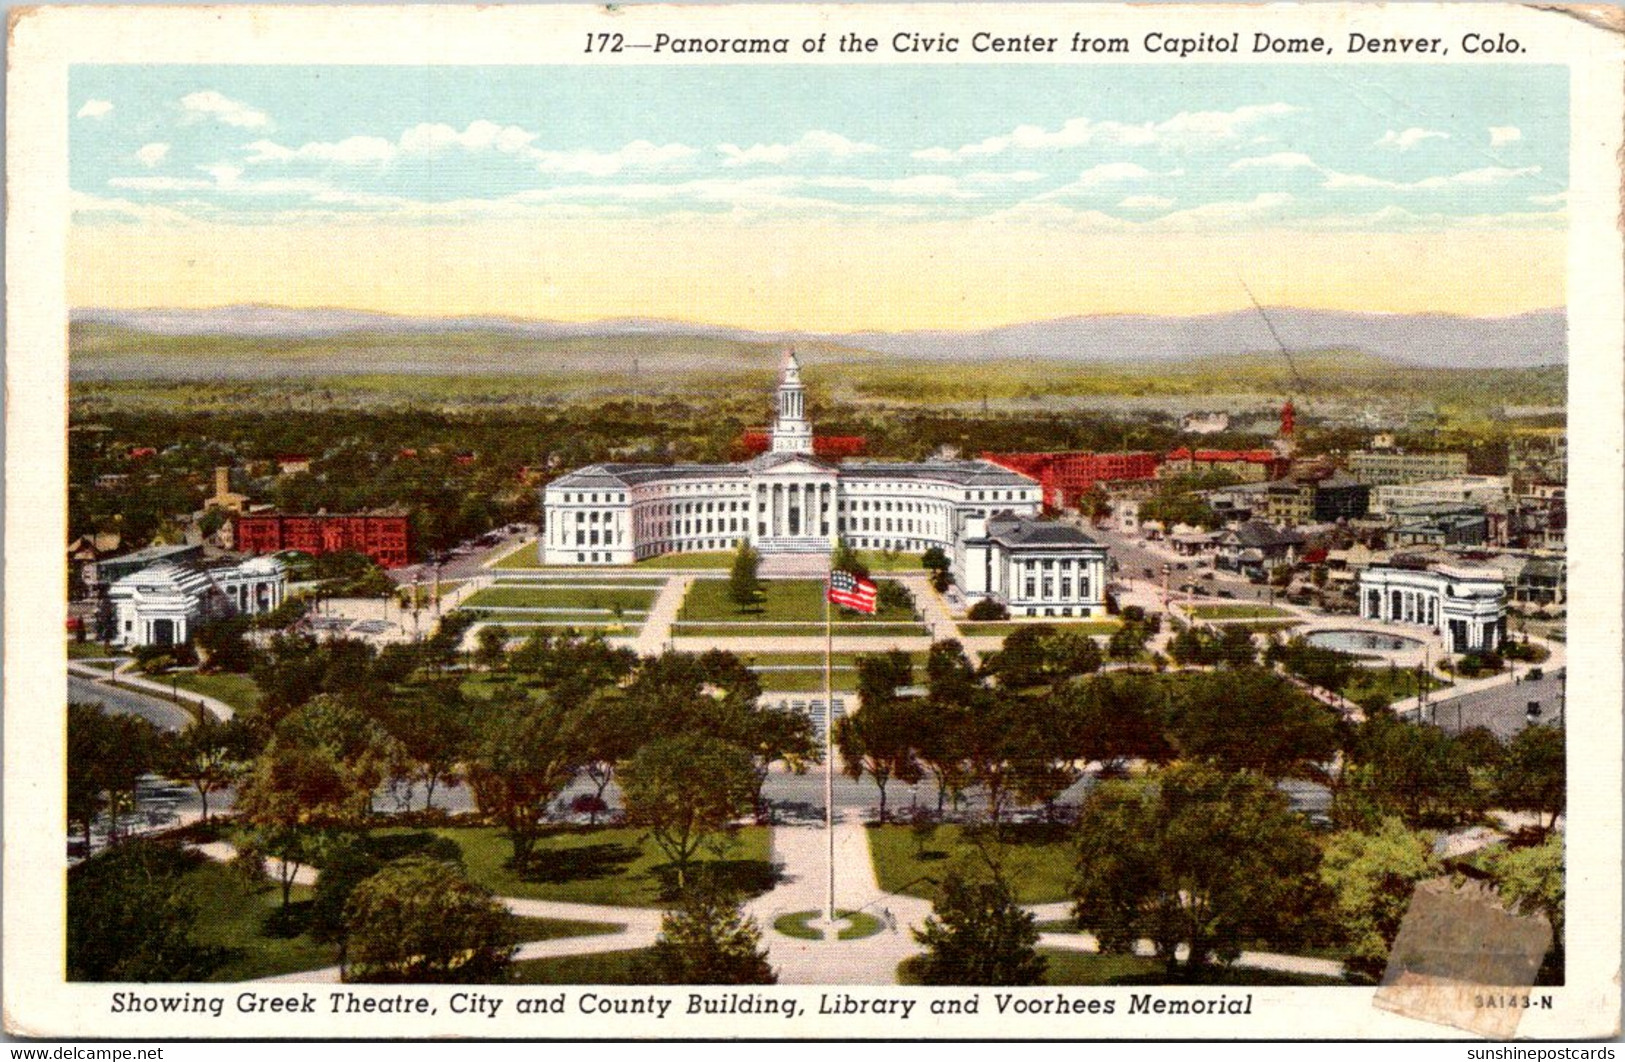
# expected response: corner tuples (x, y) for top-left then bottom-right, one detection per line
(503, 948), (657, 984)
(185, 861), (338, 982)
(851, 550), (929, 572)
(373, 825), (777, 907)
(957, 620), (1119, 638)
(511, 916), (626, 941)
(169, 671), (263, 713)
(68, 640), (122, 661)
(462, 586), (657, 611)
(679, 578), (918, 624)
(1186, 604), (1291, 620)
(867, 823), (1077, 906)
(753, 669), (859, 692)
(674, 622), (930, 639)
(490, 543), (542, 569)
(464, 613), (641, 633)
(1226, 620), (1305, 633)
(636, 551), (738, 569)
(1340, 666), (1447, 707)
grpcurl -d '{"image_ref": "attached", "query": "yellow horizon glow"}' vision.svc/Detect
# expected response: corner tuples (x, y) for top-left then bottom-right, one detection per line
(69, 219), (1565, 329)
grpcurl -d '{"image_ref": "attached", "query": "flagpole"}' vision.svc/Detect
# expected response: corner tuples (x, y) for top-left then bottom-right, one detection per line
(825, 575), (835, 923)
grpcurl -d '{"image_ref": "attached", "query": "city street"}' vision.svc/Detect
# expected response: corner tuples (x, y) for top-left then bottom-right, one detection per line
(1413, 667), (1567, 740)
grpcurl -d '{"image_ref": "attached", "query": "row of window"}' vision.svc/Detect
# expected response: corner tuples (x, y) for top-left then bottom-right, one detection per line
(1016, 578), (1091, 602)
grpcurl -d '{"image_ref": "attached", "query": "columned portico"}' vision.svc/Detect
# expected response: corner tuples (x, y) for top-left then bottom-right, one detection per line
(1358, 563), (1506, 654)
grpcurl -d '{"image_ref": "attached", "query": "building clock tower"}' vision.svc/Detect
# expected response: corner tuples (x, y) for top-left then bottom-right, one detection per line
(769, 347), (814, 454)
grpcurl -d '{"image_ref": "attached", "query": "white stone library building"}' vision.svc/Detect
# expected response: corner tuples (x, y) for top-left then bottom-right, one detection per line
(541, 349), (1110, 614)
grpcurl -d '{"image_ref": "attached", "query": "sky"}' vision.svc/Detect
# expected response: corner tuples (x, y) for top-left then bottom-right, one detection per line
(69, 64), (1569, 329)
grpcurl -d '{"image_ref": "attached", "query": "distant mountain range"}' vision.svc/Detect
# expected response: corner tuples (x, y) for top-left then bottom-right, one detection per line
(70, 305), (1566, 370)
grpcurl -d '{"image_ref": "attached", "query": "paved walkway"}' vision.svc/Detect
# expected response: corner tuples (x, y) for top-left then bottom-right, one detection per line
(894, 572), (971, 661)
(629, 574), (695, 656)
(69, 661), (234, 722)
(743, 813), (933, 985)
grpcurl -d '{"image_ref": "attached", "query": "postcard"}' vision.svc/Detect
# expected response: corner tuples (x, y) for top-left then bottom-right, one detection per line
(6, 1), (1621, 1041)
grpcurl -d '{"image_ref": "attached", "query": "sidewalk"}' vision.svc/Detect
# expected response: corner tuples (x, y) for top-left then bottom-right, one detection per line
(742, 814), (933, 985)
(629, 574), (695, 656)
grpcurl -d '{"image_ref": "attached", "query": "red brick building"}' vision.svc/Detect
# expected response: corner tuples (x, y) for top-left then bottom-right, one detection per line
(235, 509), (411, 568)
(982, 451), (1161, 511)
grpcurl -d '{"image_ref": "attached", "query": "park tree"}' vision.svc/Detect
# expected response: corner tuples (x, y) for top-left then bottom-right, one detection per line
(377, 679), (472, 812)
(921, 545), (953, 592)
(67, 842), (224, 981)
(1216, 626), (1258, 668)
(620, 734), (758, 891)
(234, 736), (360, 910)
(1496, 725), (1565, 839)
(1107, 620), (1150, 662)
(157, 713), (255, 823)
(466, 691), (587, 867)
(911, 873), (1046, 986)
(834, 656), (924, 823)
(67, 703), (161, 849)
(193, 616), (256, 673)
(341, 857), (515, 983)
(1319, 817), (1442, 982)
(1344, 713), (1477, 829)
(727, 540), (763, 611)
(642, 886), (777, 985)
(474, 624), (511, 672)
(831, 538), (870, 580)
(1057, 672), (1174, 774)
(1485, 834), (1563, 981)
(1073, 764), (1329, 975)
(1162, 667), (1341, 780)
(981, 624), (1055, 690)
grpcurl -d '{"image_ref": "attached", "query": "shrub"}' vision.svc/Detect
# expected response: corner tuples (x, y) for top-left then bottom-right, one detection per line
(967, 599), (1009, 621)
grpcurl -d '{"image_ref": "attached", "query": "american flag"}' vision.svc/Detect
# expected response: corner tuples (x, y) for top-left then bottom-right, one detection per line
(827, 570), (878, 613)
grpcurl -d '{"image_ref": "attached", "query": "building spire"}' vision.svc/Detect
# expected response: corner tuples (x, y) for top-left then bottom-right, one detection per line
(770, 346), (813, 454)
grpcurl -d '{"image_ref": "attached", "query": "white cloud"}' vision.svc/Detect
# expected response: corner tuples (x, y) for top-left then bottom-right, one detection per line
(245, 136), (397, 165)
(913, 103), (1301, 162)
(109, 163), (332, 199)
(1490, 126), (1523, 148)
(1229, 152), (1319, 171)
(964, 170), (1046, 186)
(76, 99), (113, 119)
(106, 175), (215, 193)
(244, 122), (692, 177)
(1145, 192), (1294, 230)
(809, 174), (977, 199)
(1070, 162), (1158, 186)
(180, 90), (271, 129)
(134, 143), (170, 168)
(398, 120), (538, 156)
(1528, 190), (1568, 206)
(1321, 164), (1541, 191)
(1119, 194), (1176, 210)
(718, 130), (880, 167)
(1040, 162), (1182, 201)
(1375, 128), (1449, 150)
(534, 140), (697, 177)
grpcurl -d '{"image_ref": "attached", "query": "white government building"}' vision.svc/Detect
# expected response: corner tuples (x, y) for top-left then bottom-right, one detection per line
(542, 350), (1110, 614)
(1356, 563), (1507, 654)
(108, 556), (287, 648)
